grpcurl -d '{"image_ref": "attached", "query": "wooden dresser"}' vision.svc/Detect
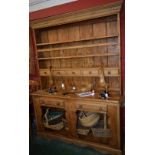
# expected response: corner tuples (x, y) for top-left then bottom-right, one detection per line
(30, 1), (124, 155)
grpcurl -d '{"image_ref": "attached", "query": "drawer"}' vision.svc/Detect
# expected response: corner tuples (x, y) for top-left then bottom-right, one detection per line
(104, 68), (120, 76)
(39, 69), (50, 76)
(76, 103), (107, 113)
(53, 70), (81, 76)
(82, 69), (99, 76)
(40, 98), (65, 108)
(66, 70), (81, 76)
(53, 70), (66, 76)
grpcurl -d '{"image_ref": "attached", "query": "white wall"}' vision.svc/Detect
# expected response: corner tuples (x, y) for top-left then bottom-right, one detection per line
(29, 0), (78, 12)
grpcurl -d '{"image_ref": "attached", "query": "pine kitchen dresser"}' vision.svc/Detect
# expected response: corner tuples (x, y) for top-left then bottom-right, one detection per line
(30, 1), (124, 155)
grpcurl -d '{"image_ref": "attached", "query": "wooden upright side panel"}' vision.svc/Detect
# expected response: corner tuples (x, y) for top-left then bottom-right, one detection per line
(106, 20), (120, 93)
(33, 97), (45, 131)
(40, 31), (51, 68)
(108, 105), (120, 149)
(107, 21), (118, 67)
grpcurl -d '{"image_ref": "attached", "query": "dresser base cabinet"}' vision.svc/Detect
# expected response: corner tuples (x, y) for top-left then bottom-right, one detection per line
(32, 93), (122, 155)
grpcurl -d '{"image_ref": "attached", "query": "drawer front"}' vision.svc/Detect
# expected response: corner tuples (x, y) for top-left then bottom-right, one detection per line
(82, 69), (99, 76)
(66, 70), (81, 76)
(53, 70), (81, 76)
(53, 70), (66, 76)
(76, 103), (107, 113)
(40, 98), (65, 108)
(39, 69), (50, 76)
(104, 68), (120, 76)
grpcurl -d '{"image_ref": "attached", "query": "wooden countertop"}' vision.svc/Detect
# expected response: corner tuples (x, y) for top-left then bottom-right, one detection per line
(31, 90), (123, 104)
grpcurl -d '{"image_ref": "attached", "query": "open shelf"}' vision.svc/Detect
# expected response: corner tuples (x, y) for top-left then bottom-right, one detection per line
(36, 34), (118, 46)
(37, 42), (118, 52)
(37, 52), (119, 60)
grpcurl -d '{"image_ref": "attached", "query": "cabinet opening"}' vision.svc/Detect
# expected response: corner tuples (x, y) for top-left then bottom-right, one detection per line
(41, 106), (68, 134)
(76, 110), (112, 145)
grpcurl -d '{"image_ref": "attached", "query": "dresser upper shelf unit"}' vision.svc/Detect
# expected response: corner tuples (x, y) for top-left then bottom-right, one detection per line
(30, 1), (122, 95)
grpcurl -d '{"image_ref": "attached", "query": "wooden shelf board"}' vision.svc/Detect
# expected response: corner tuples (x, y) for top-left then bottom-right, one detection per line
(36, 34), (118, 46)
(37, 42), (118, 52)
(49, 67), (119, 71)
(37, 53), (119, 60)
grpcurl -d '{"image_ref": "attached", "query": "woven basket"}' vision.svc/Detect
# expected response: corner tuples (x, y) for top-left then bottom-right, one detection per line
(43, 108), (64, 125)
(77, 121), (90, 135)
(43, 109), (64, 130)
(77, 128), (90, 135)
(43, 121), (64, 130)
(79, 112), (100, 127)
(91, 120), (112, 137)
(48, 115), (64, 125)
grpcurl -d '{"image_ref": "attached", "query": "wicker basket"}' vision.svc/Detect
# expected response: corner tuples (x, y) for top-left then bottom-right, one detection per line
(43, 108), (64, 125)
(48, 115), (64, 125)
(77, 121), (90, 135)
(77, 128), (90, 135)
(43, 121), (64, 130)
(79, 112), (100, 127)
(91, 120), (112, 137)
(43, 108), (64, 130)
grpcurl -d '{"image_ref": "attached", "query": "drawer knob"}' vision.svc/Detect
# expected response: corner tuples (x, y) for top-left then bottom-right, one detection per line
(56, 102), (60, 106)
(44, 72), (47, 74)
(89, 71), (92, 74)
(108, 71), (111, 75)
(72, 72), (75, 75)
